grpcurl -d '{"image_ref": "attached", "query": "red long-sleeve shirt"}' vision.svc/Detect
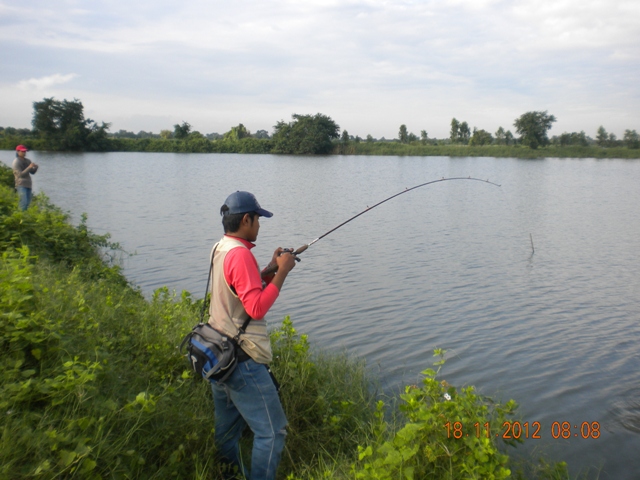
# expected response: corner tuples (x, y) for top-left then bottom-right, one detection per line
(223, 235), (279, 320)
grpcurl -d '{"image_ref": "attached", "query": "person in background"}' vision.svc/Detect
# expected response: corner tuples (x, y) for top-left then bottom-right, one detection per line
(12, 145), (38, 211)
(209, 191), (296, 480)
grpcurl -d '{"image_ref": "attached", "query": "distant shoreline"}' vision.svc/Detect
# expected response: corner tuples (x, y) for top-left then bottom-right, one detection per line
(1, 137), (639, 159)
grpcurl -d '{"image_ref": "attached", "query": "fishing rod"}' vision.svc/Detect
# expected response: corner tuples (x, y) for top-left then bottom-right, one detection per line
(261, 176), (501, 277)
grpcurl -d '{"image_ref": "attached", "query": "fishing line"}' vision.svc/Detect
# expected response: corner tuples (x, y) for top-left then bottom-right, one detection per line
(262, 176), (501, 276)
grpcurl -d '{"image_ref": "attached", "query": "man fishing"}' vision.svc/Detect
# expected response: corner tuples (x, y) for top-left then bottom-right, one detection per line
(12, 145), (38, 211)
(208, 191), (296, 480)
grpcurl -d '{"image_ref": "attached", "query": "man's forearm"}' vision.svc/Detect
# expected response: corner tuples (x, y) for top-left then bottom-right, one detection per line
(270, 269), (290, 292)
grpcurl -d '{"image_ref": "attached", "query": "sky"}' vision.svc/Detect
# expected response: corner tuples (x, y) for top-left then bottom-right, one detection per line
(1, 0), (639, 139)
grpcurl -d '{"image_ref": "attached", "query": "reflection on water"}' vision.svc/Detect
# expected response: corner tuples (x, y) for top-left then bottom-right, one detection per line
(3, 152), (640, 479)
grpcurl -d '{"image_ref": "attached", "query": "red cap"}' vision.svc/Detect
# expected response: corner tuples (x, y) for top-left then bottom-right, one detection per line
(15, 145), (28, 152)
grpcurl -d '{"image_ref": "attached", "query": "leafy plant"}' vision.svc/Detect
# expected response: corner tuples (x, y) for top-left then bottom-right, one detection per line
(272, 113), (340, 154)
(271, 316), (377, 474)
(351, 349), (516, 480)
(513, 111), (556, 149)
(31, 97), (111, 151)
(0, 185), (124, 284)
(0, 163), (14, 189)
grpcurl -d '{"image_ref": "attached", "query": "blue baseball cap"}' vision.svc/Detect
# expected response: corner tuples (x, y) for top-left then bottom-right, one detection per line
(221, 191), (273, 218)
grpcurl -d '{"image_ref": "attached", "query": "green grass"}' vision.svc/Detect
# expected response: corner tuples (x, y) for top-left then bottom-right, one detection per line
(341, 142), (640, 159)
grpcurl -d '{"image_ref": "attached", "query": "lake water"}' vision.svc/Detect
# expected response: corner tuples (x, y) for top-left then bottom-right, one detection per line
(3, 151), (639, 478)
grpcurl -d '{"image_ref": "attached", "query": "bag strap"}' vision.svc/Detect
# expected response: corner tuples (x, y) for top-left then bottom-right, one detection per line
(200, 243), (252, 339)
(199, 244), (217, 323)
(234, 316), (252, 343)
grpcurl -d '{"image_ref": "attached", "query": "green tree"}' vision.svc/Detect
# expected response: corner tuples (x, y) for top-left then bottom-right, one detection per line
(556, 133), (570, 146)
(495, 126), (506, 145)
(596, 126), (608, 147)
(469, 128), (493, 146)
(505, 130), (514, 145)
(398, 124), (408, 144)
(224, 124), (250, 141)
(623, 129), (640, 149)
(420, 130), (428, 145)
(450, 118), (460, 143)
(136, 130), (157, 139)
(554, 131), (588, 147)
(459, 122), (471, 143)
(32, 97), (110, 151)
(32, 98), (58, 139)
(575, 131), (588, 146)
(112, 129), (136, 139)
(272, 113), (339, 154)
(366, 134), (374, 143)
(341, 130), (350, 144)
(513, 111), (556, 149)
(254, 129), (270, 139)
(450, 118), (470, 144)
(160, 130), (173, 139)
(173, 122), (191, 139)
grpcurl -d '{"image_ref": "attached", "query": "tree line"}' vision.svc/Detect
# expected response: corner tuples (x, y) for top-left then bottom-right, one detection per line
(396, 112), (639, 150)
(1, 97), (639, 154)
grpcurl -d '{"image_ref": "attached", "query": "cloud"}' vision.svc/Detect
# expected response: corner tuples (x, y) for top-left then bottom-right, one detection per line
(0, 0), (638, 138)
(18, 73), (78, 90)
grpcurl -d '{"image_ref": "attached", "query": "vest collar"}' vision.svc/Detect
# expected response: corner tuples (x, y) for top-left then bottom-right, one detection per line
(224, 234), (255, 250)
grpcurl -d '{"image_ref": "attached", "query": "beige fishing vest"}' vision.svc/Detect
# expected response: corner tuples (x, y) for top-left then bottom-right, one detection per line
(208, 236), (272, 364)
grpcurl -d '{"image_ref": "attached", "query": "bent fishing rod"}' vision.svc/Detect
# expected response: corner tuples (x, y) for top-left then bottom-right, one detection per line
(261, 176), (501, 277)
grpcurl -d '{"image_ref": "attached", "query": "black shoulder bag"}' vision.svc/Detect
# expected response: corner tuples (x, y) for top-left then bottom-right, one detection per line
(179, 245), (251, 383)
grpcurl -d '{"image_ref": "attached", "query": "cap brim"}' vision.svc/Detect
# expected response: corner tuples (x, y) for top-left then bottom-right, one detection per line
(256, 208), (273, 218)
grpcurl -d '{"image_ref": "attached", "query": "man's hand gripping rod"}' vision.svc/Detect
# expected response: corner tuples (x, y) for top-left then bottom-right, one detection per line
(261, 245), (308, 277)
(260, 176), (500, 278)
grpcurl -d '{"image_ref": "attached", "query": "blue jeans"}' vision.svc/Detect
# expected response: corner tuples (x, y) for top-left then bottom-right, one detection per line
(211, 359), (287, 480)
(16, 186), (32, 211)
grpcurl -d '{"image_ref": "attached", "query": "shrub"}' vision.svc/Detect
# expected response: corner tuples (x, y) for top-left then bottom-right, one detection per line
(271, 316), (377, 473)
(0, 185), (123, 283)
(350, 349), (515, 479)
(0, 163), (14, 189)
(0, 249), (219, 479)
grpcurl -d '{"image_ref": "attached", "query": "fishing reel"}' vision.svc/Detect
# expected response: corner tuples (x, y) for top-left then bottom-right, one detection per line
(261, 245), (308, 278)
(280, 248), (302, 262)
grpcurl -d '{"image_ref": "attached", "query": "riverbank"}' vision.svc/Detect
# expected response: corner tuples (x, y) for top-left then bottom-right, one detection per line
(340, 142), (640, 159)
(0, 163), (568, 479)
(2, 135), (639, 158)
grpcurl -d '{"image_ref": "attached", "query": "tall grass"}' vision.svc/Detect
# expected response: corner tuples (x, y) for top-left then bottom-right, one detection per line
(0, 136), (273, 154)
(340, 142), (640, 159)
(4, 133), (639, 158)
(271, 318), (378, 475)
